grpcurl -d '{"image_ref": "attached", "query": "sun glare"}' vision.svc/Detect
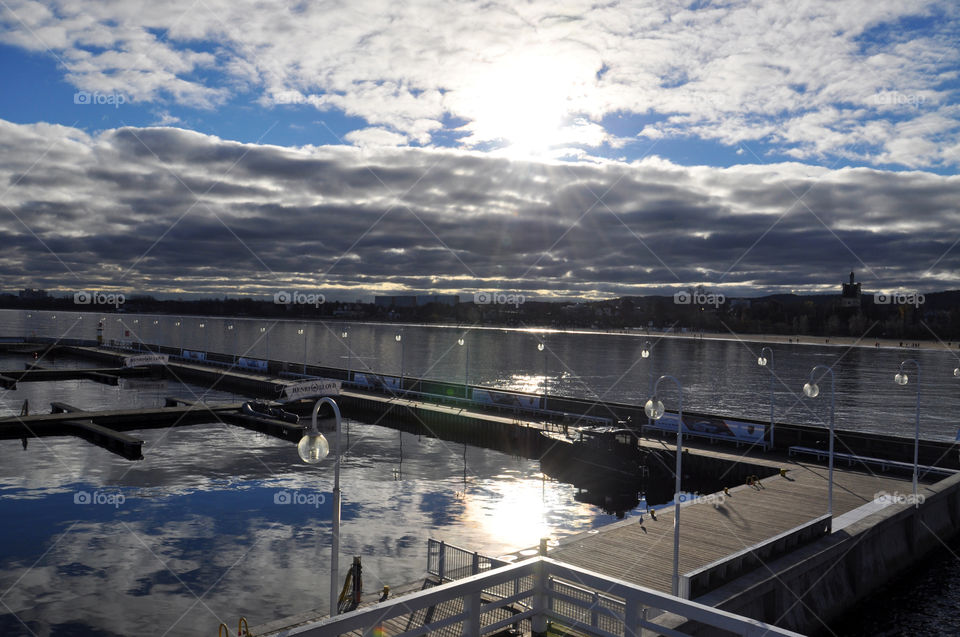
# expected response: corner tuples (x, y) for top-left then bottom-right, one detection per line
(459, 53), (575, 158)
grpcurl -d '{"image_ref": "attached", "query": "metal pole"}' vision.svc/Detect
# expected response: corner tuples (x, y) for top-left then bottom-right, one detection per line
(312, 398), (342, 616)
(760, 347), (775, 450)
(651, 374), (683, 596)
(898, 359), (921, 506)
(809, 365), (836, 526)
(303, 328), (308, 375)
(465, 342), (470, 397)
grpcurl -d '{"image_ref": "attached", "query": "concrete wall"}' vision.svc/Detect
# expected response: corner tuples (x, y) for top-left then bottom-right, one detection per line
(676, 471), (960, 635)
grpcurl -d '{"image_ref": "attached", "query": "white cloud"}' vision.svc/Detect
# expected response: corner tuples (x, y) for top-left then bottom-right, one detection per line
(1, 0), (958, 166)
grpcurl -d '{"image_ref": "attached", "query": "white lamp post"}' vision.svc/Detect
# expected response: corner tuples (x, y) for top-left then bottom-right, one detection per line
(894, 359), (921, 506)
(174, 319), (182, 356)
(297, 397), (343, 616)
(260, 326), (269, 361)
(641, 341), (652, 425)
(298, 327), (307, 374)
(227, 323), (236, 364)
(803, 365), (836, 530)
(458, 336), (469, 399)
(395, 332), (404, 392)
(341, 328), (350, 384)
(199, 321), (207, 354)
(758, 347), (775, 449)
(538, 339), (547, 411)
(644, 374), (684, 596)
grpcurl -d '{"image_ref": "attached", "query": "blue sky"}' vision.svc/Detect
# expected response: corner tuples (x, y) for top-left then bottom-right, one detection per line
(0, 0), (958, 301)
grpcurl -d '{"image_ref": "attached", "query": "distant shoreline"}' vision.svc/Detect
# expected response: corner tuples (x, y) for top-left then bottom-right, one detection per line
(652, 330), (960, 353)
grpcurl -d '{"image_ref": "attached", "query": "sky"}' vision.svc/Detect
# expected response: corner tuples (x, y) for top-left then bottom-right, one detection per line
(0, 0), (959, 302)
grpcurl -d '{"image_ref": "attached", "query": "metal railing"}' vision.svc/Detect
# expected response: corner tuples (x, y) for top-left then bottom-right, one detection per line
(426, 539), (510, 582)
(266, 556), (803, 637)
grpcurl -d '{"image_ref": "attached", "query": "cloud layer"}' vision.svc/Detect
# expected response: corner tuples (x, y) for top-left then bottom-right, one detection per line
(1, 0), (958, 167)
(1, 119), (958, 298)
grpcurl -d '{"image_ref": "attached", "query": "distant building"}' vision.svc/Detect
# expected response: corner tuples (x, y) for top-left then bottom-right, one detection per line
(416, 295), (459, 307)
(19, 288), (49, 300)
(840, 271), (861, 308)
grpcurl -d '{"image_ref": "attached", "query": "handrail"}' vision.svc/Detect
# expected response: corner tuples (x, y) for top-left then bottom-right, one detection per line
(265, 556), (803, 637)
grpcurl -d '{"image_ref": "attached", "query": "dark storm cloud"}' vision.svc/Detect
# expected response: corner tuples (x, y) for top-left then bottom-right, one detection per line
(0, 121), (958, 300)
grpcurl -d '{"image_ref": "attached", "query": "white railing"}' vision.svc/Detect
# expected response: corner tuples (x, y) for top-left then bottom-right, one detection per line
(266, 556), (804, 637)
(426, 539), (510, 582)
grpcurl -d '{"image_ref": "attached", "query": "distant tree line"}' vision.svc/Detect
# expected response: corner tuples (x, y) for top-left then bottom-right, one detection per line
(3, 289), (959, 341)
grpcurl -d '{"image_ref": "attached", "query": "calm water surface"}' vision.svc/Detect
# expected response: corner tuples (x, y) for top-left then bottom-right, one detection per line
(1, 310), (959, 635)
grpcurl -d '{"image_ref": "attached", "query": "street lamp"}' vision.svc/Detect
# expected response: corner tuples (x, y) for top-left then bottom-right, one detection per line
(458, 336), (469, 399)
(803, 365), (836, 529)
(174, 320), (182, 356)
(894, 359), (921, 506)
(227, 323), (236, 364)
(538, 339), (548, 411)
(641, 341), (652, 425)
(644, 374), (684, 596)
(259, 326), (270, 361)
(297, 397), (343, 616)
(340, 328), (350, 384)
(758, 347), (775, 449)
(395, 332), (404, 392)
(298, 327), (308, 375)
(153, 319), (159, 351)
(199, 322), (207, 355)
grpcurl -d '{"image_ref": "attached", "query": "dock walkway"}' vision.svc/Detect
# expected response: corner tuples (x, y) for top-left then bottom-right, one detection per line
(546, 452), (930, 595)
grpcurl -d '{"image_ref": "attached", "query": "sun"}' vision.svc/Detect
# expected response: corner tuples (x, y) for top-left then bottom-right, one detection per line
(457, 53), (575, 158)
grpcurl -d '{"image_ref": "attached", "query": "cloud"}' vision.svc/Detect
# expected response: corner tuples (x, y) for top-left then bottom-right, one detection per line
(1, 119), (958, 299)
(0, 0), (957, 167)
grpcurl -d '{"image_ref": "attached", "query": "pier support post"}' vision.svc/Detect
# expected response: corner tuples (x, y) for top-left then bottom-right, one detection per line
(531, 539), (549, 637)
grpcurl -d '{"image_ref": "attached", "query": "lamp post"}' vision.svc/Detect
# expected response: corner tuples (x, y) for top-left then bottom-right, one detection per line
(341, 328), (350, 384)
(199, 322), (207, 355)
(174, 319), (182, 356)
(644, 374), (684, 596)
(894, 359), (921, 506)
(538, 339), (548, 411)
(227, 323), (236, 364)
(297, 398), (343, 616)
(152, 319), (159, 351)
(458, 336), (469, 399)
(641, 341), (652, 425)
(395, 332), (404, 392)
(298, 327), (308, 375)
(758, 347), (775, 449)
(803, 365), (836, 529)
(260, 326), (269, 361)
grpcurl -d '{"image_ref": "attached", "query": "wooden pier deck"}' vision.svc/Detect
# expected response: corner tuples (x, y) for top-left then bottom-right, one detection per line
(545, 451), (936, 596)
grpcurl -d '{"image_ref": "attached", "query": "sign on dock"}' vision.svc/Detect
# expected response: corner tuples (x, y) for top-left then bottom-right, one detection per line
(123, 354), (169, 367)
(283, 379), (341, 401)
